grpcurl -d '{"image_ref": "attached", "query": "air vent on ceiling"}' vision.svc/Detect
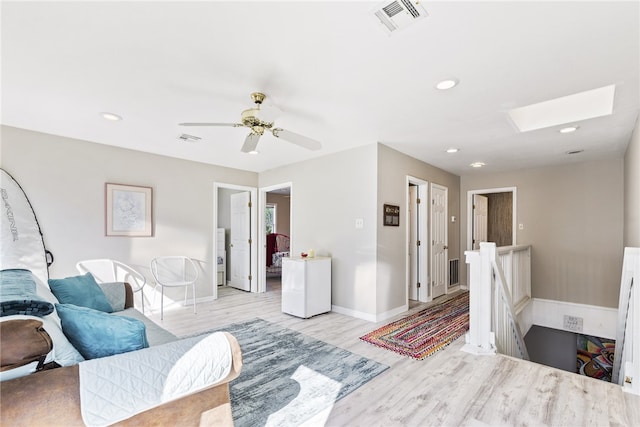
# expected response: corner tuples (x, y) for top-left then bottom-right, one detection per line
(178, 134), (201, 142)
(373, 0), (428, 34)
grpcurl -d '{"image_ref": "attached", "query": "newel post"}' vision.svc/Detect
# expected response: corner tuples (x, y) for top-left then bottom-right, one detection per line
(462, 242), (497, 355)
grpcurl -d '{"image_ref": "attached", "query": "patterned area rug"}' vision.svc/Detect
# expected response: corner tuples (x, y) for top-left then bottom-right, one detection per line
(194, 318), (388, 427)
(360, 291), (469, 360)
(577, 334), (615, 382)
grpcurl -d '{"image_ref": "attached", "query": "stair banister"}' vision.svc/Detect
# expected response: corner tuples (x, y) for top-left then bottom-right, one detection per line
(463, 242), (530, 359)
(490, 250), (530, 360)
(612, 247), (640, 396)
(464, 249), (495, 354)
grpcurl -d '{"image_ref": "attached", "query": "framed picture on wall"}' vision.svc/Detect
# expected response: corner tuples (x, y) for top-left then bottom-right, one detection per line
(383, 204), (400, 226)
(105, 183), (153, 237)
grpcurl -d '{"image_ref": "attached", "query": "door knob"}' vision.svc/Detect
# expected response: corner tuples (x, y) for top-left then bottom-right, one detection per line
(444, 245), (448, 249)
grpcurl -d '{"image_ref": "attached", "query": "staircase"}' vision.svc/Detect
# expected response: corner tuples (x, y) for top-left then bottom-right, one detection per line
(612, 247), (640, 395)
(464, 242), (640, 397)
(462, 242), (530, 359)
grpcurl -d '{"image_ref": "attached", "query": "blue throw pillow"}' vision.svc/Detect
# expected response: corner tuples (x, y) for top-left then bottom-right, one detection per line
(0, 269), (54, 317)
(55, 304), (149, 360)
(49, 273), (113, 313)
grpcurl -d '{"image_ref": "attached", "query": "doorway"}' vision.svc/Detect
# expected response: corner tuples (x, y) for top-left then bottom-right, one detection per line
(431, 183), (448, 299)
(229, 191), (252, 291)
(467, 187), (517, 250)
(213, 183), (259, 299)
(258, 182), (293, 293)
(406, 176), (428, 304)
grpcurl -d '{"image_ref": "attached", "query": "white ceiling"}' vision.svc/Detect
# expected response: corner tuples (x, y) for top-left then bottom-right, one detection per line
(2, 1), (638, 175)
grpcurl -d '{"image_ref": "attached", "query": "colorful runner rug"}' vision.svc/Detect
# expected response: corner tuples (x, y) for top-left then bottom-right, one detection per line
(360, 291), (469, 360)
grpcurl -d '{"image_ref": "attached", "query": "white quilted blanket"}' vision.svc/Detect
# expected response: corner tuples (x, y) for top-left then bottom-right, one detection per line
(79, 332), (232, 427)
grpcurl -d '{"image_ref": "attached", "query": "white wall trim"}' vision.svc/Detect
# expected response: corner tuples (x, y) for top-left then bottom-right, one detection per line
(406, 175), (429, 304)
(332, 303), (408, 323)
(531, 298), (618, 339)
(258, 182), (293, 293)
(145, 295), (216, 313)
(213, 182), (259, 297)
(331, 305), (377, 322)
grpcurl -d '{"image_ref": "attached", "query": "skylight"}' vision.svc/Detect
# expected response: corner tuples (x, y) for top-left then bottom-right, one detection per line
(507, 85), (615, 132)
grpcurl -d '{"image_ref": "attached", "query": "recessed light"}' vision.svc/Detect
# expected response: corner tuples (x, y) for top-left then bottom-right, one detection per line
(100, 112), (122, 121)
(436, 79), (458, 90)
(248, 150), (259, 155)
(559, 126), (578, 133)
(446, 148), (460, 153)
(470, 162), (485, 168)
(566, 149), (584, 155)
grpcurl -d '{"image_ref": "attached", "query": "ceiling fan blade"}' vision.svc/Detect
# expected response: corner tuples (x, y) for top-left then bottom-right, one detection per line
(241, 132), (261, 153)
(179, 122), (243, 127)
(271, 128), (322, 151)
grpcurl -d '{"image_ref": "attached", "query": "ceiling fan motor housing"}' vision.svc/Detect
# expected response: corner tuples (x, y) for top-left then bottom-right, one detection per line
(241, 107), (273, 134)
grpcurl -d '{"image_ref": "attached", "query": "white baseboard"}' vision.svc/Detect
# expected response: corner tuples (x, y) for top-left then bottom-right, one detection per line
(331, 305), (377, 322)
(331, 303), (408, 323)
(447, 284), (462, 293)
(531, 298), (617, 339)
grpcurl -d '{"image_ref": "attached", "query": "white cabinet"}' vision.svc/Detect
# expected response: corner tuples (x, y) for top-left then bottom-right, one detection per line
(282, 257), (331, 318)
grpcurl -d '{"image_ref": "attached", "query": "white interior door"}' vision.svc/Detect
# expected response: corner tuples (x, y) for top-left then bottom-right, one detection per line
(473, 194), (488, 250)
(230, 191), (251, 291)
(431, 184), (448, 299)
(409, 185), (418, 301)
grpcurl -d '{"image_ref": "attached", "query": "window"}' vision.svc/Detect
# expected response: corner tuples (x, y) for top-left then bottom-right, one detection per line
(265, 203), (276, 234)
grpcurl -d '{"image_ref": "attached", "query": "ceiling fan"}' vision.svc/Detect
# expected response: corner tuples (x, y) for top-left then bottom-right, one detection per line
(179, 92), (322, 153)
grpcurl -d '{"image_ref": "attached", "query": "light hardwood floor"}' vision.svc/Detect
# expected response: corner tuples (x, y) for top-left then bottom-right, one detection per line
(145, 282), (640, 427)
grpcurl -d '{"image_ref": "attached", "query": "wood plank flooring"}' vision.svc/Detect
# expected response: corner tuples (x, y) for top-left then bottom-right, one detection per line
(144, 282), (640, 427)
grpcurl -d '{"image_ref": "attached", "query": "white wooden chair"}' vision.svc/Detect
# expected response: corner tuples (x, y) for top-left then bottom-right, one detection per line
(150, 256), (199, 320)
(76, 259), (147, 313)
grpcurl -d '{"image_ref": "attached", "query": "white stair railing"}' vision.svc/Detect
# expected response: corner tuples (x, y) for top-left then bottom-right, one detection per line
(497, 245), (531, 312)
(612, 247), (640, 395)
(463, 242), (529, 360)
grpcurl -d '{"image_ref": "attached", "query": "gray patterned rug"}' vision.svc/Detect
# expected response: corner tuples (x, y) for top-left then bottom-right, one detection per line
(200, 318), (388, 427)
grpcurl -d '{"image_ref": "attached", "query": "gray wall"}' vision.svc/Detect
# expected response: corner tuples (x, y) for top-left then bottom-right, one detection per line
(460, 158), (624, 308)
(625, 117), (640, 247)
(260, 143), (461, 318)
(1, 125), (258, 300)
(259, 144), (379, 316)
(5, 122), (632, 317)
(376, 144), (460, 313)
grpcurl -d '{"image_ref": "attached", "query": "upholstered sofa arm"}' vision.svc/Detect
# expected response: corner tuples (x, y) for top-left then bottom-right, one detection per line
(123, 282), (134, 309)
(0, 332), (242, 427)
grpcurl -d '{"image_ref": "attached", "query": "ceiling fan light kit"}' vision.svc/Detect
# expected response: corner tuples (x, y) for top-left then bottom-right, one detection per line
(180, 92), (322, 153)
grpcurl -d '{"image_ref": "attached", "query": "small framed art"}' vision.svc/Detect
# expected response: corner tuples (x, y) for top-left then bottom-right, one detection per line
(105, 183), (153, 237)
(383, 204), (400, 226)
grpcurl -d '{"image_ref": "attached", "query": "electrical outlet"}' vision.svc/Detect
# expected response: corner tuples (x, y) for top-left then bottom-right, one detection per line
(355, 218), (364, 229)
(563, 315), (583, 332)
